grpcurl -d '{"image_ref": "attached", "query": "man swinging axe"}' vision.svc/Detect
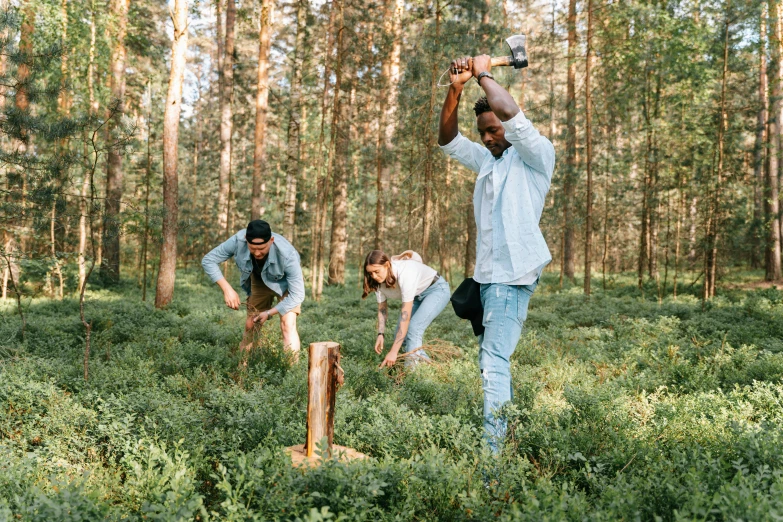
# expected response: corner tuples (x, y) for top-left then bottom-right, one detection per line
(439, 37), (555, 453)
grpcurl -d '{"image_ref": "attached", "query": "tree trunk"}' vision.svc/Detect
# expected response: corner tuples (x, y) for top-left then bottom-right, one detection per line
(327, 106), (350, 286)
(217, 0), (236, 235)
(562, 0), (577, 281)
(752, 7), (768, 269)
(438, 158), (452, 277)
(283, 0), (308, 240)
(639, 65), (655, 290)
(649, 76), (662, 283)
(312, 0), (338, 300)
(601, 171), (609, 291)
(583, 0), (593, 296)
(50, 0), (69, 299)
(374, 0), (403, 250)
(327, 1), (349, 286)
(141, 83), (152, 301)
(252, 0), (272, 220)
(0, 0), (8, 298)
(155, 0), (188, 308)
(661, 192), (671, 302)
(15, 0), (34, 253)
(767, 0), (783, 280)
(79, 0), (98, 292)
(421, 1), (441, 260)
(688, 195), (698, 268)
(548, 0), (557, 141)
(704, 8), (731, 300)
(101, 0), (130, 284)
(673, 173), (684, 299)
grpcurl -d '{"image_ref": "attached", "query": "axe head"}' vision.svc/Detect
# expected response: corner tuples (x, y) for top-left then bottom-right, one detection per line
(505, 35), (528, 69)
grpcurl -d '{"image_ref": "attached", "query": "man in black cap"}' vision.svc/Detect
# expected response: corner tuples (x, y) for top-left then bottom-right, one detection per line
(202, 220), (305, 358)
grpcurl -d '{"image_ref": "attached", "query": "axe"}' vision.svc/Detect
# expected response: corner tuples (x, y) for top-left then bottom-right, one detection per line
(439, 35), (528, 87)
(489, 34), (528, 69)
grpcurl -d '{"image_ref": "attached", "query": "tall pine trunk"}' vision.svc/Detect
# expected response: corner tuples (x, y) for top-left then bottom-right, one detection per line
(704, 7), (731, 300)
(374, 0), (403, 250)
(767, 0), (782, 281)
(752, 7), (768, 269)
(312, 0), (338, 300)
(79, 0), (97, 291)
(438, 159), (452, 278)
(421, 1), (441, 260)
(155, 0), (188, 308)
(283, 0), (308, 240)
(141, 82), (152, 301)
(673, 173), (684, 298)
(562, 0), (577, 281)
(50, 0), (69, 299)
(101, 0), (130, 284)
(639, 65), (655, 289)
(328, 6), (350, 286)
(252, 0), (272, 219)
(15, 0), (34, 254)
(583, 0), (593, 295)
(217, 0), (236, 235)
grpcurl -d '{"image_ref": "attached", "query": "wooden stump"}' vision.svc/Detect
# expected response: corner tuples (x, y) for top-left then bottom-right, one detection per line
(286, 341), (366, 467)
(305, 341), (341, 456)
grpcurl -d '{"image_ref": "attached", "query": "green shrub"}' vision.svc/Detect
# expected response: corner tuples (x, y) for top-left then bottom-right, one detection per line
(3, 270), (783, 519)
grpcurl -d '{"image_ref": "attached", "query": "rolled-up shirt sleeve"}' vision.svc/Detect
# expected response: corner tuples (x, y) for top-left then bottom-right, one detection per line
(501, 111), (555, 182)
(439, 132), (490, 174)
(276, 251), (305, 316)
(202, 234), (237, 283)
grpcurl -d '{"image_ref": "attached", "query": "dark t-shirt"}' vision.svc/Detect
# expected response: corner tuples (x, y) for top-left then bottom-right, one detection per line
(251, 255), (267, 280)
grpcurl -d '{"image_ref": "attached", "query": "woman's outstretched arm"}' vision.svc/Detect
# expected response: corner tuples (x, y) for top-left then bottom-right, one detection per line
(379, 301), (413, 368)
(374, 301), (388, 354)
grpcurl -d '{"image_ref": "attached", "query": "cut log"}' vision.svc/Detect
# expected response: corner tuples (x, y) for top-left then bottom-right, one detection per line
(305, 341), (342, 456)
(287, 341), (365, 466)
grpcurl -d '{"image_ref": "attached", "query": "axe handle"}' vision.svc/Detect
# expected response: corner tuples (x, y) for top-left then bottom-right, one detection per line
(490, 56), (514, 67)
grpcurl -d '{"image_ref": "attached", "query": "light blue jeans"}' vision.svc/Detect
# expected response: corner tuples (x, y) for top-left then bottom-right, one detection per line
(394, 277), (451, 366)
(478, 281), (537, 452)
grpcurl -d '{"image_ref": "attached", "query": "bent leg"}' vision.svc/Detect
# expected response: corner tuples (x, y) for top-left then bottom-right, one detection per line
(243, 271), (276, 353)
(403, 278), (451, 366)
(280, 311), (301, 357)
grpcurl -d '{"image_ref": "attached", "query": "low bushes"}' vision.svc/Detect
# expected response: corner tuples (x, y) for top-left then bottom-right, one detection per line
(1, 270), (782, 519)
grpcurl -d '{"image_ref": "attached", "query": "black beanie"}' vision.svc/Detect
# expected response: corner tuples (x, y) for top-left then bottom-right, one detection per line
(246, 220), (272, 244)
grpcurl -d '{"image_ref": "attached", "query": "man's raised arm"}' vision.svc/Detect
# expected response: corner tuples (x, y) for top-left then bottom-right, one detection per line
(472, 54), (555, 177)
(439, 57), (492, 173)
(438, 58), (473, 146)
(471, 55), (520, 122)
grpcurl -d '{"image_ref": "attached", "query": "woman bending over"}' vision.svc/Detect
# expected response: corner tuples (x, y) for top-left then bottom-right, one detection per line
(363, 250), (451, 368)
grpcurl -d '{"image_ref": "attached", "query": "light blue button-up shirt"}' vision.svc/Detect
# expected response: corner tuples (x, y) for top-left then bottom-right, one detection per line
(201, 231), (305, 316)
(440, 111), (555, 284)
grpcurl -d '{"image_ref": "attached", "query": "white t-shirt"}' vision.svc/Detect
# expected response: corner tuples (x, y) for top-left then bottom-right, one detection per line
(376, 255), (438, 303)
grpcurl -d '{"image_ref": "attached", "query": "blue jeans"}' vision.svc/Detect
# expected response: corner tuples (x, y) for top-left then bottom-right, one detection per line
(394, 277), (451, 366)
(478, 281), (537, 452)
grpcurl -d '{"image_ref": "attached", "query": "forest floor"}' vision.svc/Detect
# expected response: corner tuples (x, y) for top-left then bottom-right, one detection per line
(2, 268), (783, 520)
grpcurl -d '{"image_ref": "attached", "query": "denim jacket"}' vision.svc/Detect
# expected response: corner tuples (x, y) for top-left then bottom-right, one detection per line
(440, 111), (555, 283)
(201, 231), (305, 316)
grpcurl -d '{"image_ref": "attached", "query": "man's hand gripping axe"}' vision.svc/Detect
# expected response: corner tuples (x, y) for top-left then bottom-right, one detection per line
(438, 34), (528, 87)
